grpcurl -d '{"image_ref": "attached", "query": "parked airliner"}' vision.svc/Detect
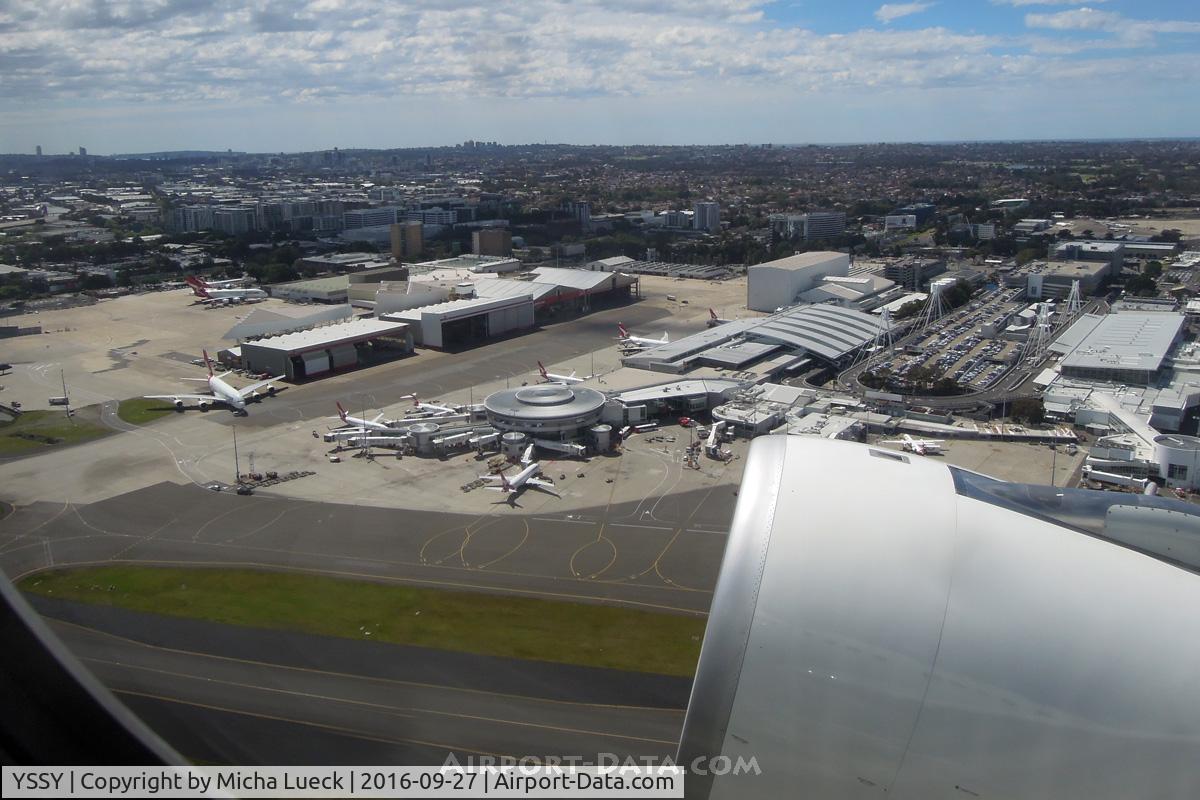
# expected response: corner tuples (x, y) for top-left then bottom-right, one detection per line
(144, 351), (283, 415)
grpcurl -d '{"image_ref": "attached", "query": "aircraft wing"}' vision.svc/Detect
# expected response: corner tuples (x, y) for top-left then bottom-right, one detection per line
(527, 479), (559, 495)
(143, 394), (219, 403)
(237, 376), (286, 398)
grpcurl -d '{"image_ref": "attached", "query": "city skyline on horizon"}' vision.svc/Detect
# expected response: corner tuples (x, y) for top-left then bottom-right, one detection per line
(3, 0), (1198, 154)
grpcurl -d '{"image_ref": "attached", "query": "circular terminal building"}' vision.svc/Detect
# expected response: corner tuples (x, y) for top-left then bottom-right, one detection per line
(484, 385), (607, 440)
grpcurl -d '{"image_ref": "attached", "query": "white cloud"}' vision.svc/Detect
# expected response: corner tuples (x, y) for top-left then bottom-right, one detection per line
(0, 0), (1193, 115)
(874, 3), (934, 24)
(1024, 8), (1122, 30)
(1025, 7), (1200, 45)
(993, 0), (1103, 7)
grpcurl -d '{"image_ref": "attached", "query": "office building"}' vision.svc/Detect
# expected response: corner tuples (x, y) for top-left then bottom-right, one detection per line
(1052, 240), (1125, 269)
(472, 228), (512, 257)
(212, 207), (257, 236)
(390, 221), (424, 260)
(694, 201), (721, 233)
(803, 211), (847, 241)
(344, 207), (402, 230)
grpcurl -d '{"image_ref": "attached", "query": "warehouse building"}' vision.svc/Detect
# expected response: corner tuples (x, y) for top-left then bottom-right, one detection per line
(747, 252), (849, 312)
(240, 317), (413, 381)
(383, 294), (534, 349)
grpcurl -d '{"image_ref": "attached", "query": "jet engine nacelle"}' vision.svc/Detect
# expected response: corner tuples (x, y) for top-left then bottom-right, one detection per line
(173, 400), (184, 410)
(198, 401), (211, 411)
(680, 437), (1200, 800)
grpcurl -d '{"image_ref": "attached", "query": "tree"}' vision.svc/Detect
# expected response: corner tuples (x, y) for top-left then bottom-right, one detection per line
(81, 274), (113, 290)
(1145, 261), (1163, 279)
(1016, 248), (1041, 266)
(1010, 397), (1045, 425)
(1125, 273), (1158, 297)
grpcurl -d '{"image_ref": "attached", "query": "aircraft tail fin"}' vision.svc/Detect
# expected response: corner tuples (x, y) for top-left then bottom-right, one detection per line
(336, 401), (348, 421)
(202, 349), (214, 378)
(618, 323), (629, 338)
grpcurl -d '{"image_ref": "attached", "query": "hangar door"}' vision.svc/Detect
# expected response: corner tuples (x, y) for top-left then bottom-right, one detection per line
(329, 344), (359, 370)
(440, 313), (488, 349)
(301, 350), (330, 377)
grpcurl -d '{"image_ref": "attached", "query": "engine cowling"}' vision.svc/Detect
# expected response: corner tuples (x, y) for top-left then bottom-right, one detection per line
(173, 400), (184, 411)
(198, 401), (211, 411)
(680, 437), (1200, 799)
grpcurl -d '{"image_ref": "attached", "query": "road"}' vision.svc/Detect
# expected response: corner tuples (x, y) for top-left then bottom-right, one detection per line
(37, 599), (687, 765)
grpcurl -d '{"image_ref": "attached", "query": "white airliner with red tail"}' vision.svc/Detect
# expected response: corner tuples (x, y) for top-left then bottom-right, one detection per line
(480, 461), (558, 504)
(144, 350), (283, 415)
(332, 402), (393, 431)
(616, 323), (669, 350)
(185, 276), (267, 303)
(537, 361), (591, 384)
(881, 433), (945, 455)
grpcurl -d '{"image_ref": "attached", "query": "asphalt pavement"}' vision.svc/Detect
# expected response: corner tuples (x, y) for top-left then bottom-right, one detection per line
(220, 301), (675, 429)
(39, 599), (687, 766)
(1, 478), (734, 615)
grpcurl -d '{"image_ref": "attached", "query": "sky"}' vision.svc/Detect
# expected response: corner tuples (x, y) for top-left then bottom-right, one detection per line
(1, 0), (1199, 154)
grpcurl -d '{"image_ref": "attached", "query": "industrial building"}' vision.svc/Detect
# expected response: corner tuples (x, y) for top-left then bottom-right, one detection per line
(624, 303), (886, 374)
(222, 304), (353, 342)
(383, 295), (535, 349)
(1054, 312), (1185, 385)
(747, 251), (849, 312)
(239, 317), (413, 381)
(269, 264), (408, 304)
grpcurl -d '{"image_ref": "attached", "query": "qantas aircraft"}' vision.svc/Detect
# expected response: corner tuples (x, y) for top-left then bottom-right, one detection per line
(189, 274), (255, 289)
(537, 361), (591, 384)
(707, 308), (732, 327)
(881, 433), (945, 455)
(332, 401), (393, 431)
(479, 460), (558, 504)
(185, 276), (268, 303)
(144, 350), (283, 415)
(616, 323), (669, 350)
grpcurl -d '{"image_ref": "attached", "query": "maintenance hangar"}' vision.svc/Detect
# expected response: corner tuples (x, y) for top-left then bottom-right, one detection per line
(270, 265), (408, 304)
(382, 294), (534, 349)
(240, 317), (413, 380)
(525, 267), (640, 314)
(624, 304), (886, 374)
(222, 304), (353, 342)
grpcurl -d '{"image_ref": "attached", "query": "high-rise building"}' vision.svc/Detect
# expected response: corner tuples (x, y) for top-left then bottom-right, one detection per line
(694, 201), (720, 233)
(803, 211), (846, 241)
(78, 146), (87, 157)
(390, 221), (424, 260)
(35, 145), (42, 157)
(472, 228), (512, 257)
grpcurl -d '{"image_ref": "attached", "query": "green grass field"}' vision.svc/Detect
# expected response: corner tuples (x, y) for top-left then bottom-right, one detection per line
(116, 397), (177, 425)
(0, 409), (110, 455)
(21, 566), (706, 676)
